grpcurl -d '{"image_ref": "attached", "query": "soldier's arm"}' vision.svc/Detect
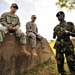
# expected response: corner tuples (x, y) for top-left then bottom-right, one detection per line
(70, 32), (75, 36)
(0, 13), (9, 27)
(53, 32), (56, 39)
(36, 26), (38, 33)
(69, 28), (75, 36)
(26, 22), (30, 32)
(65, 22), (75, 36)
(33, 25), (39, 35)
(65, 30), (75, 36)
(26, 22), (34, 32)
(64, 28), (75, 37)
(0, 16), (3, 22)
(53, 27), (57, 39)
(14, 17), (20, 29)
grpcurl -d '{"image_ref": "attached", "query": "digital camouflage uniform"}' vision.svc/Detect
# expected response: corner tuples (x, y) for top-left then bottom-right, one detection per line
(53, 21), (75, 75)
(0, 12), (26, 44)
(26, 21), (45, 48)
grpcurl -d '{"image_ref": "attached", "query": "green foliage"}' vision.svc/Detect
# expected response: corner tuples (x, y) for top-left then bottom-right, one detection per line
(56, 0), (75, 10)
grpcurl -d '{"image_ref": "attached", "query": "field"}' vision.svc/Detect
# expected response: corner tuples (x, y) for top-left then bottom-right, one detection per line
(21, 41), (71, 75)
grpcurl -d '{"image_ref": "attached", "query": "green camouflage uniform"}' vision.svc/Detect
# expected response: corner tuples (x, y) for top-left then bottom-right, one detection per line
(0, 12), (26, 44)
(26, 21), (45, 48)
(53, 21), (75, 75)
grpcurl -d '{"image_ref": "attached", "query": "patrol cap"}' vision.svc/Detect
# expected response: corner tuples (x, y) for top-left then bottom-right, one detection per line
(11, 3), (18, 9)
(31, 15), (37, 19)
(56, 11), (65, 17)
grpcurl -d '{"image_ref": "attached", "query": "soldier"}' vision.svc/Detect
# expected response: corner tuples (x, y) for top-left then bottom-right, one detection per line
(26, 15), (50, 56)
(0, 3), (31, 56)
(53, 11), (75, 75)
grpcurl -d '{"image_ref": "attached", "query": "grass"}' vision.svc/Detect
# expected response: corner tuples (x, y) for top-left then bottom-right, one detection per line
(21, 41), (71, 75)
(21, 58), (70, 75)
(49, 41), (56, 55)
(21, 58), (58, 75)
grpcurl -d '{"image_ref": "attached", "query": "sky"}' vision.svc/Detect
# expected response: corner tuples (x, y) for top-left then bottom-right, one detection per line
(0, 0), (75, 41)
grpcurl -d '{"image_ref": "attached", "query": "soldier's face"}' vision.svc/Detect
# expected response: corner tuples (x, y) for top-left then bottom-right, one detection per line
(57, 14), (64, 21)
(31, 17), (36, 22)
(10, 7), (17, 13)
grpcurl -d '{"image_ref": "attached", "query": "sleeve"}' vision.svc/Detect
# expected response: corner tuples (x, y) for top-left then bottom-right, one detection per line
(0, 13), (9, 27)
(35, 24), (38, 33)
(69, 26), (75, 36)
(14, 17), (20, 29)
(26, 22), (34, 32)
(0, 16), (3, 22)
(53, 27), (57, 39)
(36, 27), (38, 33)
(26, 22), (30, 32)
(66, 22), (75, 37)
(53, 28), (56, 39)
(66, 22), (74, 32)
(69, 32), (75, 36)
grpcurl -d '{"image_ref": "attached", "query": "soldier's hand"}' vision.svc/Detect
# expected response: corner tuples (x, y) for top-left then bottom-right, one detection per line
(12, 27), (16, 30)
(65, 30), (70, 34)
(53, 35), (56, 39)
(8, 26), (13, 30)
(34, 32), (38, 35)
(61, 28), (65, 32)
(53, 32), (56, 39)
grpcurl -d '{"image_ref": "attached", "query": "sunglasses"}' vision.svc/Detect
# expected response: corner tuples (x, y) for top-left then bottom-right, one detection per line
(13, 6), (18, 9)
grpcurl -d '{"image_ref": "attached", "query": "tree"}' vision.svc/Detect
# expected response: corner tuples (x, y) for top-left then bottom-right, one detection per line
(56, 0), (75, 10)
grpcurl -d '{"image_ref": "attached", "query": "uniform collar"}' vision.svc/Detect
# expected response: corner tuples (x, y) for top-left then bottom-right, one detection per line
(8, 12), (17, 17)
(59, 21), (67, 27)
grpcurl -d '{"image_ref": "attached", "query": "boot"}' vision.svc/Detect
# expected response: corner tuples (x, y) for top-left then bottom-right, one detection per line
(41, 48), (50, 53)
(21, 45), (31, 56)
(32, 48), (38, 57)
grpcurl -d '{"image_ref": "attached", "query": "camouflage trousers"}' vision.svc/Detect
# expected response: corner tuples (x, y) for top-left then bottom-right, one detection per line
(56, 49), (75, 75)
(0, 26), (26, 44)
(27, 32), (45, 48)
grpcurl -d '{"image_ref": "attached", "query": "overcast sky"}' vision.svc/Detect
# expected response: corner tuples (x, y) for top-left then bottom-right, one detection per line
(0, 0), (75, 41)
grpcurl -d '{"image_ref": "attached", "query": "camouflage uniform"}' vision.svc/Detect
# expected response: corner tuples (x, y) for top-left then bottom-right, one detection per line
(53, 21), (75, 75)
(0, 12), (26, 44)
(26, 21), (45, 48)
